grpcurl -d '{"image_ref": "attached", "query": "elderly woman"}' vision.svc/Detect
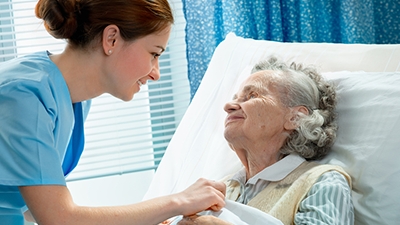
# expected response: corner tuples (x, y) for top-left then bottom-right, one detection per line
(178, 57), (354, 225)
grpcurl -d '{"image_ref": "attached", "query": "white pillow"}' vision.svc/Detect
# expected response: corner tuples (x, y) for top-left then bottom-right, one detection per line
(320, 71), (400, 225)
(144, 33), (400, 225)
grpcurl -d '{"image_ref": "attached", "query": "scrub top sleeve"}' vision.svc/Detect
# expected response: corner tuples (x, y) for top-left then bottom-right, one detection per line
(0, 80), (66, 186)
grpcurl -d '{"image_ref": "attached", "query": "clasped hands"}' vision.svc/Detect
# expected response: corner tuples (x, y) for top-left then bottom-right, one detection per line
(160, 178), (232, 225)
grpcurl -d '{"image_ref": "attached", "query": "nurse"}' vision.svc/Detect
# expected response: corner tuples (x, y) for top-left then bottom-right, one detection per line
(0, 0), (226, 224)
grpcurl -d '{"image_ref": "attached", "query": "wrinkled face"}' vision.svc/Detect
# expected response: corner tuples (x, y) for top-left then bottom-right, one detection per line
(223, 71), (291, 148)
(106, 25), (171, 101)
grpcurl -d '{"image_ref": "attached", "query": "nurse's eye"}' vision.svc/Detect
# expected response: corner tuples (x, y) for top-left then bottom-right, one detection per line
(152, 53), (161, 59)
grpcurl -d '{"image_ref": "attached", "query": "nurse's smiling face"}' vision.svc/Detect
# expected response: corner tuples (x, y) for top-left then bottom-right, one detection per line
(104, 25), (171, 101)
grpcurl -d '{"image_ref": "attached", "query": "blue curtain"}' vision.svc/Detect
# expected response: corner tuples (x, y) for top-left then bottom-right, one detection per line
(182, 0), (400, 99)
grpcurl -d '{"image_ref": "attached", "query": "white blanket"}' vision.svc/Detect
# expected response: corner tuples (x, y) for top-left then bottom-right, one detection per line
(169, 200), (283, 225)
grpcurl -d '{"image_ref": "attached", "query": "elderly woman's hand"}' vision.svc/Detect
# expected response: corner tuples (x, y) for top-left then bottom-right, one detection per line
(177, 215), (233, 225)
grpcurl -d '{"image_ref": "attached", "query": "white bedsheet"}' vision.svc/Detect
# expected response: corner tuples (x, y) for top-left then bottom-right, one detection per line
(169, 200), (283, 225)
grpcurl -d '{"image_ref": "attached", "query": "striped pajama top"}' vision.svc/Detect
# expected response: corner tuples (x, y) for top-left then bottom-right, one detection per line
(227, 154), (354, 225)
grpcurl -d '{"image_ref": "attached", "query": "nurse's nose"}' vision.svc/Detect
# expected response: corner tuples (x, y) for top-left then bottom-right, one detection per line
(148, 63), (160, 81)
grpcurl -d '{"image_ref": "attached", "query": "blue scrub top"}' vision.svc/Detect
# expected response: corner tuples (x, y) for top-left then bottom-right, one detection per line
(0, 51), (90, 223)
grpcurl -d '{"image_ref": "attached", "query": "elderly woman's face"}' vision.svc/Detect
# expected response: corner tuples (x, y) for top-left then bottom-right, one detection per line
(223, 71), (291, 147)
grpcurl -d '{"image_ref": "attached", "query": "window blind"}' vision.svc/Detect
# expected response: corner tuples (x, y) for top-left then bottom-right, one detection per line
(0, 0), (190, 182)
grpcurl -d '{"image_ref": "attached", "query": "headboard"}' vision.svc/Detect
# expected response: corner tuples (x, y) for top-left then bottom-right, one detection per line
(144, 33), (400, 225)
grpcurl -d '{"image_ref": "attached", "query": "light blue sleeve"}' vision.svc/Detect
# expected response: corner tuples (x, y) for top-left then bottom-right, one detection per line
(294, 171), (354, 225)
(0, 79), (66, 186)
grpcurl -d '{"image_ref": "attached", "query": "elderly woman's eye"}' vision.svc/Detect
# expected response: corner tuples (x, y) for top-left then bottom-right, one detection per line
(249, 93), (257, 99)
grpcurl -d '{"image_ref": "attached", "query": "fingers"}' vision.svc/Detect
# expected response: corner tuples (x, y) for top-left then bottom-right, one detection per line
(184, 214), (200, 220)
(178, 215), (231, 225)
(177, 215), (199, 225)
(178, 178), (226, 216)
(210, 179), (226, 196)
(208, 204), (222, 212)
(200, 178), (226, 212)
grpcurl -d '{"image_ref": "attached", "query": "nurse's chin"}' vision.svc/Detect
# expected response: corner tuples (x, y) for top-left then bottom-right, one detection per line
(111, 92), (136, 102)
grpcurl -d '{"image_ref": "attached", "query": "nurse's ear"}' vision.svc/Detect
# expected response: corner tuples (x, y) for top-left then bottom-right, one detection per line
(102, 25), (120, 56)
(284, 106), (309, 131)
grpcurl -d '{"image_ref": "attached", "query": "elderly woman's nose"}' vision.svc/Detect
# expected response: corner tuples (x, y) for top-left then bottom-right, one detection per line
(224, 100), (239, 112)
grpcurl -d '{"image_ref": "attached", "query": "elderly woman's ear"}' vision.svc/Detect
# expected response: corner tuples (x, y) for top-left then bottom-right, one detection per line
(284, 106), (309, 130)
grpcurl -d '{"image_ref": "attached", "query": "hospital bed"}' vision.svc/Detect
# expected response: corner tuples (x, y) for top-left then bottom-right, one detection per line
(144, 33), (400, 225)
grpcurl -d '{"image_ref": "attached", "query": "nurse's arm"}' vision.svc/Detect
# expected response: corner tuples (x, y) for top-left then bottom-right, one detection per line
(19, 184), (179, 225)
(18, 178), (226, 225)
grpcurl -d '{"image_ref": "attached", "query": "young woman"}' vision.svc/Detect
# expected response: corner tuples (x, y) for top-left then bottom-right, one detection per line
(0, 0), (225, 224)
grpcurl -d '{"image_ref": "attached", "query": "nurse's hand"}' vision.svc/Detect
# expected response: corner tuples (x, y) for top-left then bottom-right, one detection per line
(177, 215), (233, 225)
(173, 178), (226, 216)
